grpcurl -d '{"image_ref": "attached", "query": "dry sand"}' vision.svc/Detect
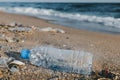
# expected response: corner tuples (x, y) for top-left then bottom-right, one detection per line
(0, 11), (120, 79)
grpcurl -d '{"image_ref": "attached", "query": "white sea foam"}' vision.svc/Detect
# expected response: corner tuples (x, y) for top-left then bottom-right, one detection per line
(0, 7), (120, 28)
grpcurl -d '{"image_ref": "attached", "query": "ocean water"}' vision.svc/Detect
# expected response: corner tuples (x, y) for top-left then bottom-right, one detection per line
(0, 2), (120, 34)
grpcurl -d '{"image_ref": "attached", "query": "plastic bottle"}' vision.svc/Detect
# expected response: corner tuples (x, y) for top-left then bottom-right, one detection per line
(22, 46), (93, 75)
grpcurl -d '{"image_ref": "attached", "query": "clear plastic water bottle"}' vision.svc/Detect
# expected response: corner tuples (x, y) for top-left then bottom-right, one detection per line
(29, 46), (93, 75)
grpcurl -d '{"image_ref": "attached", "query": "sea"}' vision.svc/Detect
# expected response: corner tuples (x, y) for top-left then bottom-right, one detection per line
(0, 2), (120, 34)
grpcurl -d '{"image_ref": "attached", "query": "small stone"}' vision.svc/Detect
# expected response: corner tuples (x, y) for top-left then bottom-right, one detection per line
(9, 22), (17, 26)
(22, 40), (25, 43)
(0, 70), (3, 78)
(6, 37), (19, 43)
(97, 78), (111, 80)
(66, 37), (69, 39)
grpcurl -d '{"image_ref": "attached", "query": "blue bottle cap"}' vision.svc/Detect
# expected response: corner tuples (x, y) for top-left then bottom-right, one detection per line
(20, 49), (30, 59)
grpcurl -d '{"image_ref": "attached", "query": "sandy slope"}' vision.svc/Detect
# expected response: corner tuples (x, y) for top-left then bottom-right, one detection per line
(0, 11), (120, 72)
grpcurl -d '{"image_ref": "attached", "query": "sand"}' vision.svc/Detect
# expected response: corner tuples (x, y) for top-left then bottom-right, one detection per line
(0, 11), (120, 79)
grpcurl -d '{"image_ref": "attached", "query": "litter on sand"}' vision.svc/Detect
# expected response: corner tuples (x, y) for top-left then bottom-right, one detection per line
(9, 27), (32, 32)
(39, 27), (66, 33)
(21, 46), (93, 75)
(0, 57), (25, 72)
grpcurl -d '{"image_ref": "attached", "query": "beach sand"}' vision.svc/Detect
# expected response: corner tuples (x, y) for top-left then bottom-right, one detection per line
(0, 11), (120, 79)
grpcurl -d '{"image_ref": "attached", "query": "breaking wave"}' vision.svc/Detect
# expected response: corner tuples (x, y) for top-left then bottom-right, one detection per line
(0, 7), (120, 28)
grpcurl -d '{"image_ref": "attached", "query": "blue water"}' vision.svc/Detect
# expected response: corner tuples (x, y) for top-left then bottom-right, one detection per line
(0, 2), (120, 34)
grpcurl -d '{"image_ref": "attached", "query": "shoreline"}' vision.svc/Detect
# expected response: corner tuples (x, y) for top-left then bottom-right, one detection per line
(1, 11), (120, 36)
(0, 11), (120, 72)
